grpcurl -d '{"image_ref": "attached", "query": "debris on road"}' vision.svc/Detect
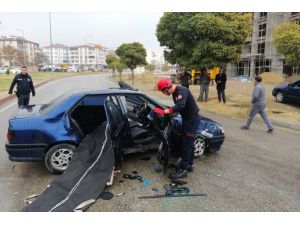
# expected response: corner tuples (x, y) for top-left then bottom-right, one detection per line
(123, 173), (143, 182)
(116, 192), (125, 197)
(153, 163), (162, 173)
(151, 188), (159, 193)
(10, 164), (15, 172)
(143, 179), (151, 185)
(138, 193), (207, 199)
(99, 192), (114, 200)
(170, 179), (187, 185)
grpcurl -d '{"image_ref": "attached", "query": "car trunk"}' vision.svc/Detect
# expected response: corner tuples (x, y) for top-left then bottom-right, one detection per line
(10, 105), (43, 119)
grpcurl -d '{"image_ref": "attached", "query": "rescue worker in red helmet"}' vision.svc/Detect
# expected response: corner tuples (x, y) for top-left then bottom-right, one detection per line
(154, 78), (200, 179)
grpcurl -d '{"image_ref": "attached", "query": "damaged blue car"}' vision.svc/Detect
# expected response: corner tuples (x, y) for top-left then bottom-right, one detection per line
(6, 82), (225, 174)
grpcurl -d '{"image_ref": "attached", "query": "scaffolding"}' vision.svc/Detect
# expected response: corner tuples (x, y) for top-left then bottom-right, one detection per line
(226, 12), (300, 77)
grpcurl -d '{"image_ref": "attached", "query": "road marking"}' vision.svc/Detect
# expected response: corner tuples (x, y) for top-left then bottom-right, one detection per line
(0, 101), (17, 113)
(0, 80), (57, 113)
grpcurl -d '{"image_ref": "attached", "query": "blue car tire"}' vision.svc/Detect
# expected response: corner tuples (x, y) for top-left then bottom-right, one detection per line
(194, 135), (206, 158)
(44, 143), (76, 174)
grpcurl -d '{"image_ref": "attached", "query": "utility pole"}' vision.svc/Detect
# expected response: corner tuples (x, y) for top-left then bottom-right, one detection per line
(49, 12), (53, 73)
(16, 29), (26, 66)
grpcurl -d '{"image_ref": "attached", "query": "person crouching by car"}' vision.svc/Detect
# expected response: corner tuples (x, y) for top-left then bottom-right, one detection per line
(8, 66), (35, 107)
(154, 78), (200, 179)
(215, 68), (227, 103)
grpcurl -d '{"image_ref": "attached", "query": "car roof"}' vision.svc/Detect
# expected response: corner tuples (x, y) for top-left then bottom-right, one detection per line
(68, 88), (143, 97)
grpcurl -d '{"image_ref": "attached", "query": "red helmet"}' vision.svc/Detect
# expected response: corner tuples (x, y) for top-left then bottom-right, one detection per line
(157, 79), (172, 92)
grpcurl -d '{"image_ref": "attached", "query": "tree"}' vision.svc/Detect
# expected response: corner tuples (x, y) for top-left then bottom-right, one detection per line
(1, 45), (23, 67)
(156, 13), (252, 68)
(34, 52), (49, 66)
(116, 42), (147, 85)
(145, 63), (156, 72)
(273, 22), (300, 68)
(116, 61), (126, 81)
(106, 54), (119, 75)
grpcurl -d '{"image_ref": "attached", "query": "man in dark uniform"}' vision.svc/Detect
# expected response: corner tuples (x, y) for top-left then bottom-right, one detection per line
(154, 78), (200, 179)
(8, 66), (35, 107)
(179, 67), (192, 89)
(215, 68), (227, 103)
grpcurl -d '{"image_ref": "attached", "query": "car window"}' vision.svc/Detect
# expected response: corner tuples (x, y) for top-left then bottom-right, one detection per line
(40, 92), (72, 114)
(81, 95), (107, 106)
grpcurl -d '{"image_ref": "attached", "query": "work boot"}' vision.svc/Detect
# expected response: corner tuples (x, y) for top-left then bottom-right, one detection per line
(186, 166), (193, 172)
(169, 169), (188, 179)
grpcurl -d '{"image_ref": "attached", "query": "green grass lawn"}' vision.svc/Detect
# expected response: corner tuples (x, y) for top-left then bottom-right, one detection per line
(0, 71), (104, 93)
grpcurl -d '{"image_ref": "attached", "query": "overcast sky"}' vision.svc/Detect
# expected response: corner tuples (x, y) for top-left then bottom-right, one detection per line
(0, 12), (165, 60)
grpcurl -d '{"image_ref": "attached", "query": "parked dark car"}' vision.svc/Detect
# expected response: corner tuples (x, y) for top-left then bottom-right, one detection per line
(272, 80), (300, 104)
(6, 82), (225, 173)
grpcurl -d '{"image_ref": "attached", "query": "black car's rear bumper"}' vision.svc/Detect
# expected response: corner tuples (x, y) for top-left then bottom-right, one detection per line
(5, 142), (48, 161)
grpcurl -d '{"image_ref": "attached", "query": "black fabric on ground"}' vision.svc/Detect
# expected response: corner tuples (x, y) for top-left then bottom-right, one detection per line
(22, 122), (114, 212)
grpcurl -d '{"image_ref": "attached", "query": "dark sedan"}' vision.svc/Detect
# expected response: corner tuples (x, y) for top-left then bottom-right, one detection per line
(272, 80), (300, 104)
(6, 82), (225, 173)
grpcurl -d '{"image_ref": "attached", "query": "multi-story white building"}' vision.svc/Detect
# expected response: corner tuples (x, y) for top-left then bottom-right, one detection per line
(227, 12), (300, 76)
(0, 36), (40, 66)
(42, 44), (68, 65)
(42, 44), (108, 67)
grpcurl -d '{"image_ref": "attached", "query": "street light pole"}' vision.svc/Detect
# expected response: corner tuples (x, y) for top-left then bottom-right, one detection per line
(49, 12), (53, 73)
(16, 29), (26, 66)
(84, 35), (92, 65)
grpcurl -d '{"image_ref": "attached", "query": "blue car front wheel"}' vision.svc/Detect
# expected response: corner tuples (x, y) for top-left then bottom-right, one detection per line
(44, 143), (76, 174)
(194, 135), (206, 158)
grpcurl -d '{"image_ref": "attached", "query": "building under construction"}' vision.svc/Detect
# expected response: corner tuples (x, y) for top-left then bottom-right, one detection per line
(226, 12), (300, 77)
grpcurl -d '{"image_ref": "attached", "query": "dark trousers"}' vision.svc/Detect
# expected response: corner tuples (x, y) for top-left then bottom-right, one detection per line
(18, 94), (30, 107)
(180, 116), (200, 170)
(217, 89), (226, 103)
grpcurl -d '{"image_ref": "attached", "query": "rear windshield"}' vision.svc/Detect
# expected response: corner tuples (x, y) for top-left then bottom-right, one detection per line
(40, 92), (72, 114)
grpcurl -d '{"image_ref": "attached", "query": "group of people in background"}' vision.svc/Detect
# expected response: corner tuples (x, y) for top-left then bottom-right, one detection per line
(178, 66), (273, 133)
(178, 67), (227, 103)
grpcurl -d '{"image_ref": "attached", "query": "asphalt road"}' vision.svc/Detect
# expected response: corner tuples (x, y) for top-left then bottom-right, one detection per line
(0, 74), (299, 212)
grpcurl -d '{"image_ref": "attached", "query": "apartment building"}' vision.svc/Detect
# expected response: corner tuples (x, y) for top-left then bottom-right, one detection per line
(227, 12), (300, 76)
(42, 44), (69, 65)
(42, 44), (108, 67)
(0, 36), (40, 66)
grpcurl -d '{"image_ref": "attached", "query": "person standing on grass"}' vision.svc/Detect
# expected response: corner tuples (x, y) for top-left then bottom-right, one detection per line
(179, 67), (192, 89)
(215, 68), (227, 103)
(198, 68), (210, 102)
(8, 66), (35, 108)
(241, 76), (273, 133)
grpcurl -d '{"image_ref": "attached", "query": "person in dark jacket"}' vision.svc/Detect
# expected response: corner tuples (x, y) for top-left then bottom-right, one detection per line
(154, 78), (200, 179)
(8, 66), (35, 107)
(179, 67), (192, 89)
(215, 68), (227, 103)
(198, 68), (211, 102)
